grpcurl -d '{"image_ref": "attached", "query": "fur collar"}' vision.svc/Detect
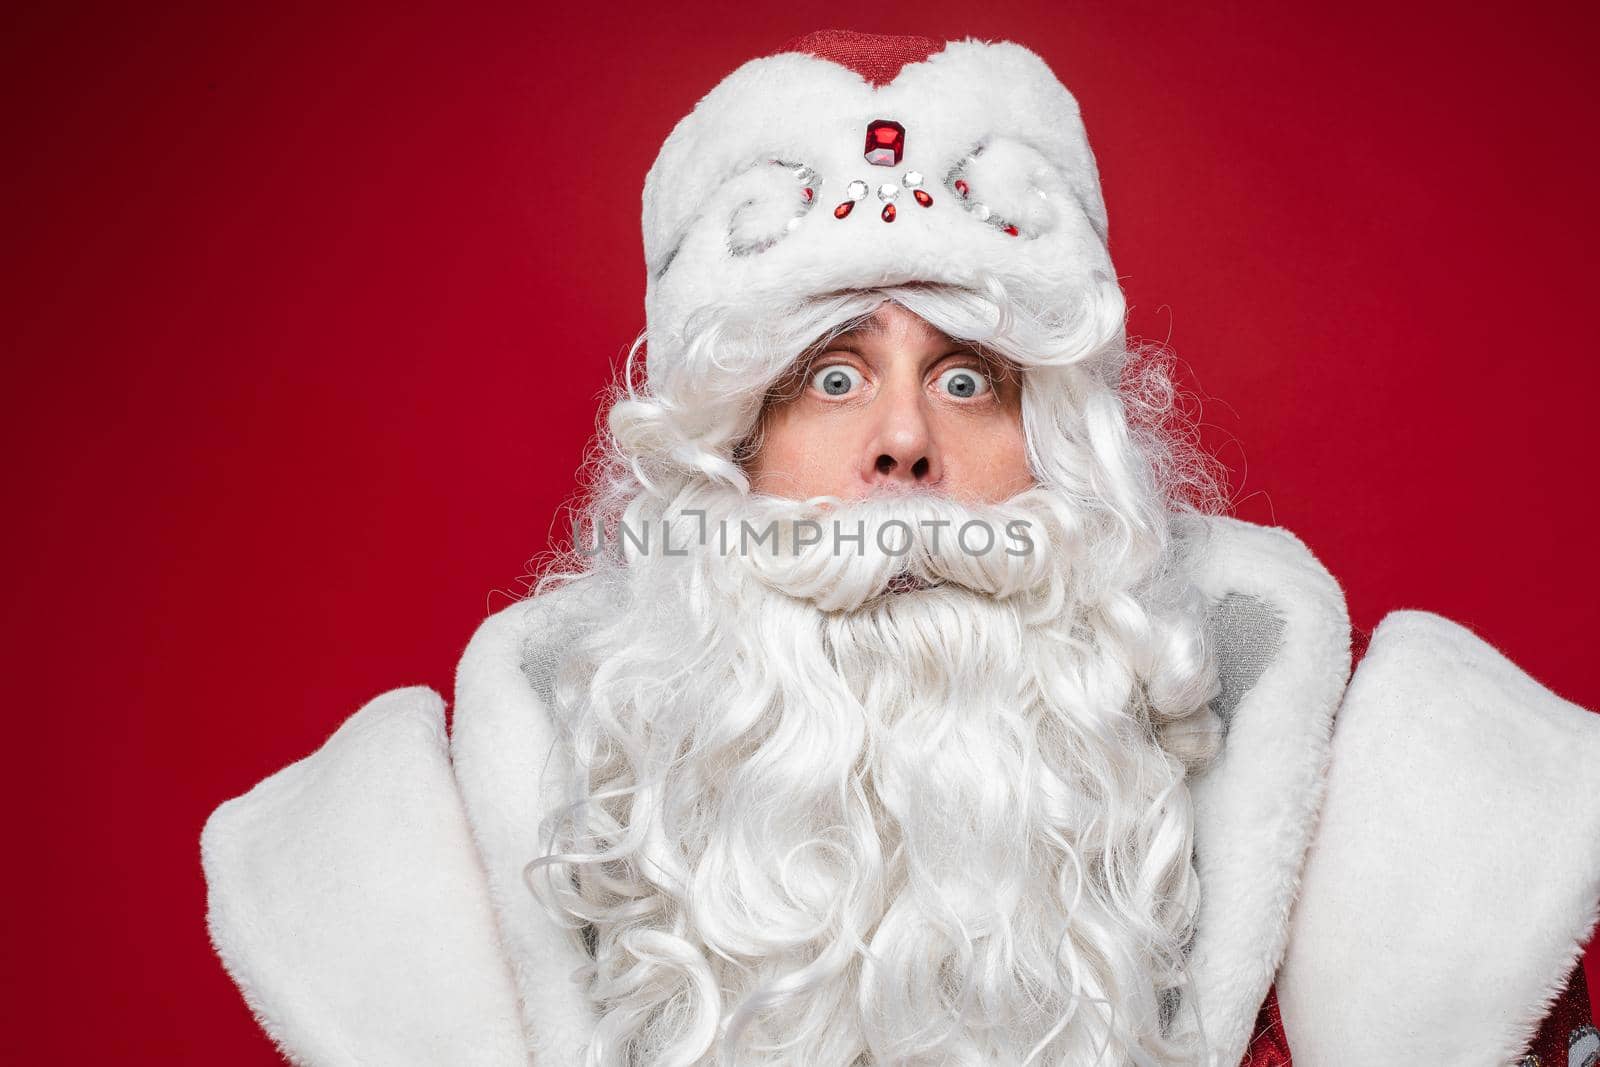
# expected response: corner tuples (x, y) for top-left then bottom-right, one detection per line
(1163, 516), (1351, 1063)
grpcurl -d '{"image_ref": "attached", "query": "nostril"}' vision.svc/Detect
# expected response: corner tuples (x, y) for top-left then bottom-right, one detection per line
(911, 457), (929, 479)
(875, 454), (896, 474)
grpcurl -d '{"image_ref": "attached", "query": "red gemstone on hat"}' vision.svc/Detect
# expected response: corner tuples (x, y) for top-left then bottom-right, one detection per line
(882, 203), (896, 222)
(834, 200), (854, 219)
(955, 179), (970, 198)
(864, 120), (905, 166)
(913, 189), (932, 207)
(1003, 224), (1019, 236)
(802, 187), (814, 202)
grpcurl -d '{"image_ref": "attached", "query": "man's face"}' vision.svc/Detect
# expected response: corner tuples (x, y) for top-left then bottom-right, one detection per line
(743, 301), (1034, 502)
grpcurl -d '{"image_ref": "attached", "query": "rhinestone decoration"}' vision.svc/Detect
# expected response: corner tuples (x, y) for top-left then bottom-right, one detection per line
(864, 119), (905, 166)
(834, 200), (854, 219)
(846, 180), (868, 201)
(786, 217), (803, 232)
(877, 183), (899, 202)
(902, 171), (923, 188)
(971, 203), (991, 221)
(954, 179), (970, 198)
(881, 203), (896, 222)
(913, 189), (933, 207)
(1571, 1024), (1600, 1067)
(801, 187), (814, 202)
(1003, 224), (1019, 236)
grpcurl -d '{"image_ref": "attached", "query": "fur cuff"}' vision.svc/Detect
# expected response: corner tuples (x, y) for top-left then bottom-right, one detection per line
(200, 686), (527, 1066)
(1276, 611), (1600, 1066)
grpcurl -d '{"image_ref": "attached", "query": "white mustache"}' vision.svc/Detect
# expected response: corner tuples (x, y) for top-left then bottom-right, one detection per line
(689, 487), (1085, 612)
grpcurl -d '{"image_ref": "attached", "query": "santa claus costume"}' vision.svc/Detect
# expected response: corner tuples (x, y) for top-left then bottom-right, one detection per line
(201, 31), (1600, 1067)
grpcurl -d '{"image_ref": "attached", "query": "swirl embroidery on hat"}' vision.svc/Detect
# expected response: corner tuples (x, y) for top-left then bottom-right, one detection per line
(945, 143), (1058, 239)
(726, 159), (822, 257)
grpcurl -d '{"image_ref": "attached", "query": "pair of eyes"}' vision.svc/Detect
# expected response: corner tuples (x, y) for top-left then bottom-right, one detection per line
(809, 363), (993, 400)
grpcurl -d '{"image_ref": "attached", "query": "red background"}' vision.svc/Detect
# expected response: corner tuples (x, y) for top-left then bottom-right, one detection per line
(5, 2), (1596, 1061)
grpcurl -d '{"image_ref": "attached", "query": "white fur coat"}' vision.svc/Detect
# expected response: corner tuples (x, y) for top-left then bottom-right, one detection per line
(200, 515), (1600, 1065)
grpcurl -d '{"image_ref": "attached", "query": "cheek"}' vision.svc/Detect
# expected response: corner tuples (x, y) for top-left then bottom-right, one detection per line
(746, 405), (857, 497)
(944, 410), (1034, 502)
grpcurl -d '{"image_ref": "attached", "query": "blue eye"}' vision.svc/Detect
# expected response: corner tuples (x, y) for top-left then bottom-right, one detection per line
(936, 366), (991, 398)
(811, 364), (863, 397)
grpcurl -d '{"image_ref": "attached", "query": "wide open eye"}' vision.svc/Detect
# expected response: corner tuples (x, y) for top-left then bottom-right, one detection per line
(936, 366), (991, 399)
(810, 364), (864, 397)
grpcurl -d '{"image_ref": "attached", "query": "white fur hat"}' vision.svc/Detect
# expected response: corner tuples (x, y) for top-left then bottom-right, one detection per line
(641, 30), (1117, 369)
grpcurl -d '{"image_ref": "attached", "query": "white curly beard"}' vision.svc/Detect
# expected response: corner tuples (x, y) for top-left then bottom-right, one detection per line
(533, 480), (1223, 1067)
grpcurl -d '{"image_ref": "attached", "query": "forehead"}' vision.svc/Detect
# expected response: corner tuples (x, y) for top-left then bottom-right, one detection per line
(818, 304), (968, 348)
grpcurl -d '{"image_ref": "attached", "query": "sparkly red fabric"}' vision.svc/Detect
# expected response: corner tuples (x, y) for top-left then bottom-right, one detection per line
(1239, 985), (1293, 1066)
(1349, 624), (1372, 666)
(774, 30), (943, 87)
(1522, 958), (1596, 1066)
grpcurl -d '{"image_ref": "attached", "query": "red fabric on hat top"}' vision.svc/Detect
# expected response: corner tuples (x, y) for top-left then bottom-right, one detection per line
(776, 29), (944, 87)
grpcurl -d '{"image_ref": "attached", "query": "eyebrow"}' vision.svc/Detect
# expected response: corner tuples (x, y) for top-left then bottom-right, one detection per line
(826, 318), (886, 341)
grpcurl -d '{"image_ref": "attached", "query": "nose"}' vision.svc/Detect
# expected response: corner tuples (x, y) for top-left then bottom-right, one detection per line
(862, 379), (943, 490)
